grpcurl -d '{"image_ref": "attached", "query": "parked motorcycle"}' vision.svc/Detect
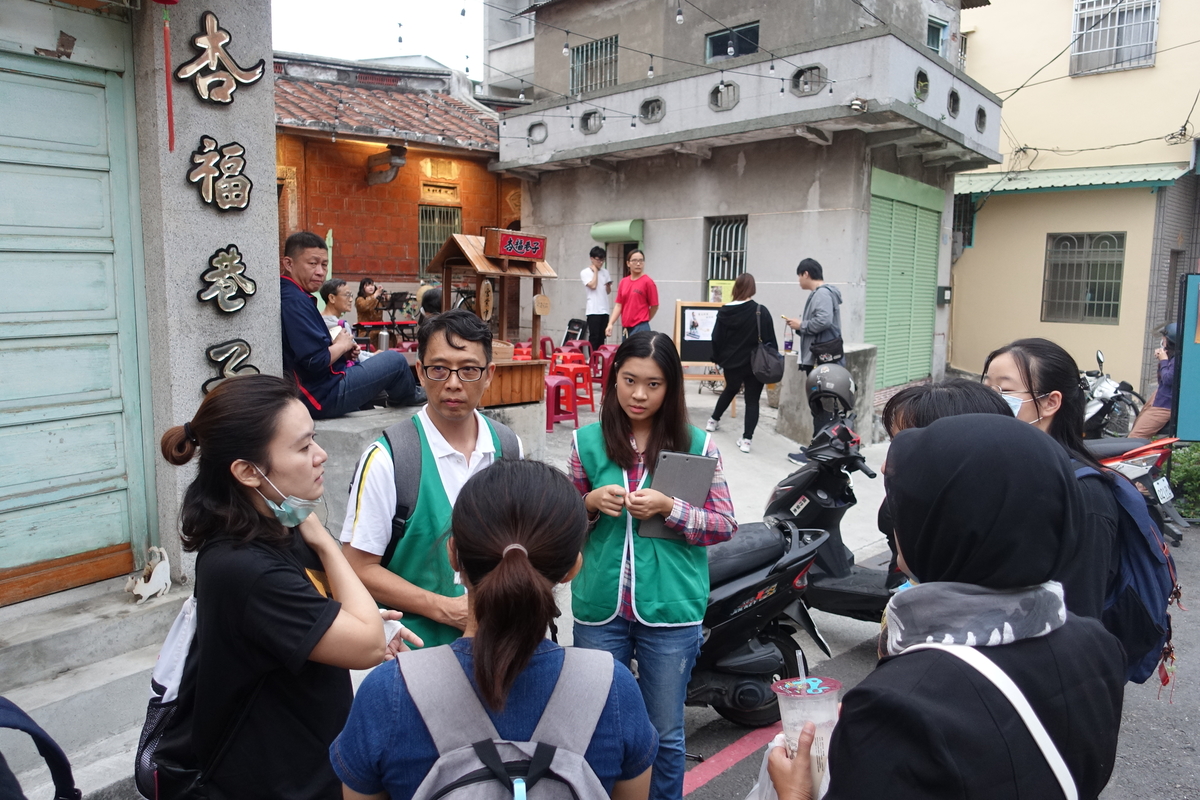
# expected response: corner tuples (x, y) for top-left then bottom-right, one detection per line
(1085, 436), (1190, 546)
(688, 520), (828, 726)
(1083, 349), (1144, 439)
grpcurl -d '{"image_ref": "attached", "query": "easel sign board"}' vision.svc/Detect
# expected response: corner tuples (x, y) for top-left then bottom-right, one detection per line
(674, 300), (723, 365)
(1174, 273), (1200, 440)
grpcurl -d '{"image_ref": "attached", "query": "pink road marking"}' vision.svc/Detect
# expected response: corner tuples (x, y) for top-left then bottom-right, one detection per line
(683, 721), (782, 795)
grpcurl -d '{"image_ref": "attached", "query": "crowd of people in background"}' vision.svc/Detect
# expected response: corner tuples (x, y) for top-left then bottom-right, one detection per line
(135, 234), (1180, 800)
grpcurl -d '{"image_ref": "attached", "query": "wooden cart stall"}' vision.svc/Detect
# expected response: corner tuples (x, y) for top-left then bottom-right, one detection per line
(426, 231), (557, 407)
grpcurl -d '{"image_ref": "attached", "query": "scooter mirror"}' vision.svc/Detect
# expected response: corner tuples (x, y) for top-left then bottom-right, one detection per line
(1096, 350), (1105, 368)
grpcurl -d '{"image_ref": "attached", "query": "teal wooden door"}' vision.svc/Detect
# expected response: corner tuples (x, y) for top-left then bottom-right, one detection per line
(864, 195), (940, 388)
(0, 50), (150, 604)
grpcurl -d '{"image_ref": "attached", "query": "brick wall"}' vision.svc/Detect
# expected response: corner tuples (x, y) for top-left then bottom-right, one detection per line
(275, 133), (503, 282)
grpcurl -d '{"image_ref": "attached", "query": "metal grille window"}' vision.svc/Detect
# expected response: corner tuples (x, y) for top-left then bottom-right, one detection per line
(952, 195), (975, 248)
(418, 205), (462, 273)
(570, 36), (618, 95)
(1070, 0), (1158, 75)
(1041, 233), (1125, 324)
(706, 217), (747, 281)
(706, 23), (759, 63)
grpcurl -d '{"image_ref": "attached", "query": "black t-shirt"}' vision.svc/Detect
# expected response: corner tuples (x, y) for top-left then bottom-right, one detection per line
(157, 529), (350, 800)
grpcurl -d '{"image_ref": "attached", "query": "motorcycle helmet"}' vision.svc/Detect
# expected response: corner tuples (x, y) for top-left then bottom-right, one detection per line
(1160, 322), (1179, 354)
(806, 364), (856, 418)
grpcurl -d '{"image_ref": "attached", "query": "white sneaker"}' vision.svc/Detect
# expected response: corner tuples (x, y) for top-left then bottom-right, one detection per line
(705, 418), (719, 432)
(737, 438), (751, 453)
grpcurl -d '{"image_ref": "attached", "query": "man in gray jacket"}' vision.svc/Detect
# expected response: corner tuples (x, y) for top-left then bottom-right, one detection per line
(785, 258), (843, 465)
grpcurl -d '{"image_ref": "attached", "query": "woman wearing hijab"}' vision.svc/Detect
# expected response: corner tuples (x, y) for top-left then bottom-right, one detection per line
(769, 414), (1125, 800)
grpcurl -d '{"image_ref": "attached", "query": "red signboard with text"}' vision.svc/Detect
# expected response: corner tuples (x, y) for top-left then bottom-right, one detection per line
(483, 228), (546, 261)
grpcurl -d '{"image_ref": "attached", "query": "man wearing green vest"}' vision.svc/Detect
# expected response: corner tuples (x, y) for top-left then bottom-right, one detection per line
(340, 310), (522, 647)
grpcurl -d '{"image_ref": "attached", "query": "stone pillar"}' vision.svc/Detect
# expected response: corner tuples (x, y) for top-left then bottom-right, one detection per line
(133, 2), (280, 581)
(775, 345), (878, 446)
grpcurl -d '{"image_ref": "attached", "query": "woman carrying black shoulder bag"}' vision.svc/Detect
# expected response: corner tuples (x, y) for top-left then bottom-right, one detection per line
(705, 273), (779, 453)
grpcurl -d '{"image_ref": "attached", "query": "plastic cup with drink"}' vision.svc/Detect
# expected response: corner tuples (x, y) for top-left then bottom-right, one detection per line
(772, 676), (841, 797)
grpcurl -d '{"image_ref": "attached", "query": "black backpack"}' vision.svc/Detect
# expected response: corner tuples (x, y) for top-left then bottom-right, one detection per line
(0, 696), (80, 800)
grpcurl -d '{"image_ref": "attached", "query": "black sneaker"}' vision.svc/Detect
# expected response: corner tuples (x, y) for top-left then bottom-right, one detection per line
(787, 451), (809, 466)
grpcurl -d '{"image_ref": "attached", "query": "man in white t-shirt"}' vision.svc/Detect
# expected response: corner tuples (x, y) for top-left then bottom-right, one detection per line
(340, 310), (522, 648)
(581, 245), (612, 351)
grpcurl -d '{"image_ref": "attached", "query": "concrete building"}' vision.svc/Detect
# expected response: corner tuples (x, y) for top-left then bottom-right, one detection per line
(493, 0), (1002, 394)
(949, 0), (1200, 393)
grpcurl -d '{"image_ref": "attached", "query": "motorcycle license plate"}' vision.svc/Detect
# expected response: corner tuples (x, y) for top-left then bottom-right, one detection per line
(1153, 476), (1174, 504)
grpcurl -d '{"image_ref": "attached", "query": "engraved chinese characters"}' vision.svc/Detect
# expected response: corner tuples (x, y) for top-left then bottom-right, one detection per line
(175, 11), (265, 104)
(198, 245), (257, 312)
(188, 137), (252, 210)
(203, 339), (261, 394)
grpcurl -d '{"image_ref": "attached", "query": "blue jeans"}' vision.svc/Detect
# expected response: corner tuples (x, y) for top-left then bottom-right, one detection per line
(623, 321), (651, 341)
(317, 350), (419, 419)
(573, 618), (702, 800)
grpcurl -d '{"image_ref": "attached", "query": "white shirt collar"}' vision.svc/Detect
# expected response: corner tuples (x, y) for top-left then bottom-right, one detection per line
(416, 406), (494, 460)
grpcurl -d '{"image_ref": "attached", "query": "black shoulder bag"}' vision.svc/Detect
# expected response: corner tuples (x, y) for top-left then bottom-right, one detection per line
(750, 303), (785, 384)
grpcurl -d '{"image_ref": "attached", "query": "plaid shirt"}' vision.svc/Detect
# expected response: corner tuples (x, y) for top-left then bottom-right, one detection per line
(568, 435), (737, 620)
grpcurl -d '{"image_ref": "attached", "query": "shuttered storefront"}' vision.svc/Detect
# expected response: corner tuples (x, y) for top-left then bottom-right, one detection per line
(864, 170), (943, 388)
(0, 46), (150, 605)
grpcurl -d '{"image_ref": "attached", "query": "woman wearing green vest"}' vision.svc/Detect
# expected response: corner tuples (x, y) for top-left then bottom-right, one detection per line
(567, 332), (737, 800)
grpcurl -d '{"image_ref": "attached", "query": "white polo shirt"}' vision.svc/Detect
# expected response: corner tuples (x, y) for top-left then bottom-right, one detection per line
(339, 407), (524, 555)
(580, 266), (612, 316)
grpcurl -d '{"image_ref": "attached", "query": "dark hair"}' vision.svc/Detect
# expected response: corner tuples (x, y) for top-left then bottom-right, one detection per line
(452, 460), (587, 710)
(626, 249), (645, 263)
(160, 375), (301, 550)
(418, 307), (492, 363)
(797, 258), (824, 280)
(357, 277), (376, 298)
(589, 246), (606, 260)
(983, 338), (1106, 471)
(284, 231), (327, 259)
(601, 331), (691, 470)
(420, 287), (443, 317)
(882, 379), (1013, 436)
(319, 278), (346, 304)
(732, 273), (756, 302)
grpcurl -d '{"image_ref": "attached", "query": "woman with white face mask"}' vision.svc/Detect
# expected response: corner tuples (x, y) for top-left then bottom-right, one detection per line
(153, 374), (417, 799)
(981, 339), (1119, 622)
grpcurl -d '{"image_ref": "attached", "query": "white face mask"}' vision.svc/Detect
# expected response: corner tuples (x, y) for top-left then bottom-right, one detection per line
(1000, 392), (1046, 424)
(254, 466), (322, 528)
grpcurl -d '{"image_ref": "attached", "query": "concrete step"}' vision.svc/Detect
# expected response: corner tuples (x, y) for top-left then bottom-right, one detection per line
(0, 577), (186, 694)
(15, 725), (142, 800)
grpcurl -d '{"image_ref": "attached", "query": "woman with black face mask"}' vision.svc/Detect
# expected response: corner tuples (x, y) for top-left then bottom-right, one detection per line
(769, 415), (1125, 800)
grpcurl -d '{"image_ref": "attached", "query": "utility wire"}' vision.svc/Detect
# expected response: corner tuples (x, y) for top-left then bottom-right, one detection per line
(1002, 0), (1126, 101)
(679, 0), (808, 73)
(991, 37), (1200, 95)
(482, 60), (639, 121)
(843, 0), (889, 27)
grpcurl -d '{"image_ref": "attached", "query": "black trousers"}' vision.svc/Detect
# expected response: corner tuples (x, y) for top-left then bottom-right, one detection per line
(587, 314), (608, 351)
(711, 363), (764, 440)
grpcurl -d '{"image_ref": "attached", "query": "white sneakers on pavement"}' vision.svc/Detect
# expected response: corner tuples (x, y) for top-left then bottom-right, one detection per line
(737, 438), (751, 453)
(705, 418), (720, 432)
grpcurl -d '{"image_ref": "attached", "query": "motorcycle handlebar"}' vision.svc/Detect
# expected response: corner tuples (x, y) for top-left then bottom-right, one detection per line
(852, 456), (877, 479)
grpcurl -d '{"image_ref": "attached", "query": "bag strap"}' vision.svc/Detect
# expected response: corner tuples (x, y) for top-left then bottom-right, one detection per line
(382, 418), (422, 566)
(0, 697), (80, 800)
(755, 303), (763, 345)
(398, 646), (500, 754)
(488, 418), (521, 462)
(903, 643), (1077, 800)
(530, 648), (615, 754)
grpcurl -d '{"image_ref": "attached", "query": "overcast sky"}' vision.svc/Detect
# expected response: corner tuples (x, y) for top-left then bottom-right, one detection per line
(272, 0), (485, 73)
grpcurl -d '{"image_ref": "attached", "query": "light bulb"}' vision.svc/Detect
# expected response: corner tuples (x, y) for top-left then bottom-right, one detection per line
(803, 80), (810, 92)
(630, 118), (636, 128)
(563, 41), (570, 56)
(769, 62), (775, 76)
(779, 81), (785, 94)
(460, 7), (466, 15)
(676, 7), (683, 23)
(648, 59), (654, 78)
(397, 36), (403, 42)
(727, 42), (735, 57)
(519, 89), (525, 101)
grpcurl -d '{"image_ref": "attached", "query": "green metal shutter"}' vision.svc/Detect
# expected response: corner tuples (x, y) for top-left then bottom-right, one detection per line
(0, 50), (149, 604)
(865, 196), (941, 389)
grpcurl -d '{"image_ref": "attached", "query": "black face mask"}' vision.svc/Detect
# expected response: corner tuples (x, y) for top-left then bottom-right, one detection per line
(884, 414), (1084, 589)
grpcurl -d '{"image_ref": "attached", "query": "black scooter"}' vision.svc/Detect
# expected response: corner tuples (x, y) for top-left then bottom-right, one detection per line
(686, 521), (828, 726)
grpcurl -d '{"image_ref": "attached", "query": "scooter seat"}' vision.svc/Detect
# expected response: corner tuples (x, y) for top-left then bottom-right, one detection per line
(1084, 437), (1150, 459)
(707, 522), (786, 587)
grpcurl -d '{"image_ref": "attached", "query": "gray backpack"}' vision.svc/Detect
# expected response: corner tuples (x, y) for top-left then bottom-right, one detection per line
(398, 645), (615, 800)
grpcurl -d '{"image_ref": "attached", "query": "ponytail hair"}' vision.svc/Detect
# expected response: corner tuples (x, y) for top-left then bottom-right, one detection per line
(451, 460), (588, 710)
(160, 374), (301, 550)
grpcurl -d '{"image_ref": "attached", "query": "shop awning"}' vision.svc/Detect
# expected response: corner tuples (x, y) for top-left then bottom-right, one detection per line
(955, 163), (1191, 195)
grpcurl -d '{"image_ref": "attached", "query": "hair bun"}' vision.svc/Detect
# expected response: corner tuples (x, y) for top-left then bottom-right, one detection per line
(160, 425), (197, 466)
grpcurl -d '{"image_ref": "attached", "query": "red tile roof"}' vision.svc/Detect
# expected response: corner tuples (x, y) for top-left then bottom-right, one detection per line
(275, 74), (499, 152)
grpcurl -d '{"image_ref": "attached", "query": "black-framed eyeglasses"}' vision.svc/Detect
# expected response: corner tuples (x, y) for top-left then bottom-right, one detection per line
(422, 365), (485, 382)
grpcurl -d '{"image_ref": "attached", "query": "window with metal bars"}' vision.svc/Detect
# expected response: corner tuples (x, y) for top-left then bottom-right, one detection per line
(1070, 0), (1158, 75)
(705, 23), (759, 63)
(706, 217), (748, 281)
(418, 205), (462, 273)
(1041, 232), (1125, 324)
(570, 36), (618, 96)
(952, 195), (975, 248)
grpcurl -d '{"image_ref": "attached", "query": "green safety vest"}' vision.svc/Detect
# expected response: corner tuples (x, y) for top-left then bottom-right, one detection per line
(572, 423), (711, 626)
(378, 415), (507, 647)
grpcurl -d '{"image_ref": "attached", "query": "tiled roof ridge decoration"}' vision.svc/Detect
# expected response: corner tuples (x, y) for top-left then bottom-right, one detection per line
(274, 68), (499, 152)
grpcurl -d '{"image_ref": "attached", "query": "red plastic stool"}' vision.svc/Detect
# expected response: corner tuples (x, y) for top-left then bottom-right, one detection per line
(545, 374), (578, 431)
(597, 344), (618, 358)
(566, 340), (593, 364)
(512, 353), (531, 361)
(552, 350), (587, 366)
(539, 336), (556, 361)
(591, 348), (614, 394)
(552, 363), (595, 413)
(395, 341), (419, 352)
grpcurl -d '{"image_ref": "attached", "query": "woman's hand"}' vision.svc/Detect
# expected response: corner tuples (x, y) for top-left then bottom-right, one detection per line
(381, 611), (425, 660)
(767, 722), (816, 800)
(587, 484), (627, 517)
(297, 513), (335, 553)
(625, 488), (673, 520)
(785, 317), (802, 331)
(1156, 346), (1168, 361)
